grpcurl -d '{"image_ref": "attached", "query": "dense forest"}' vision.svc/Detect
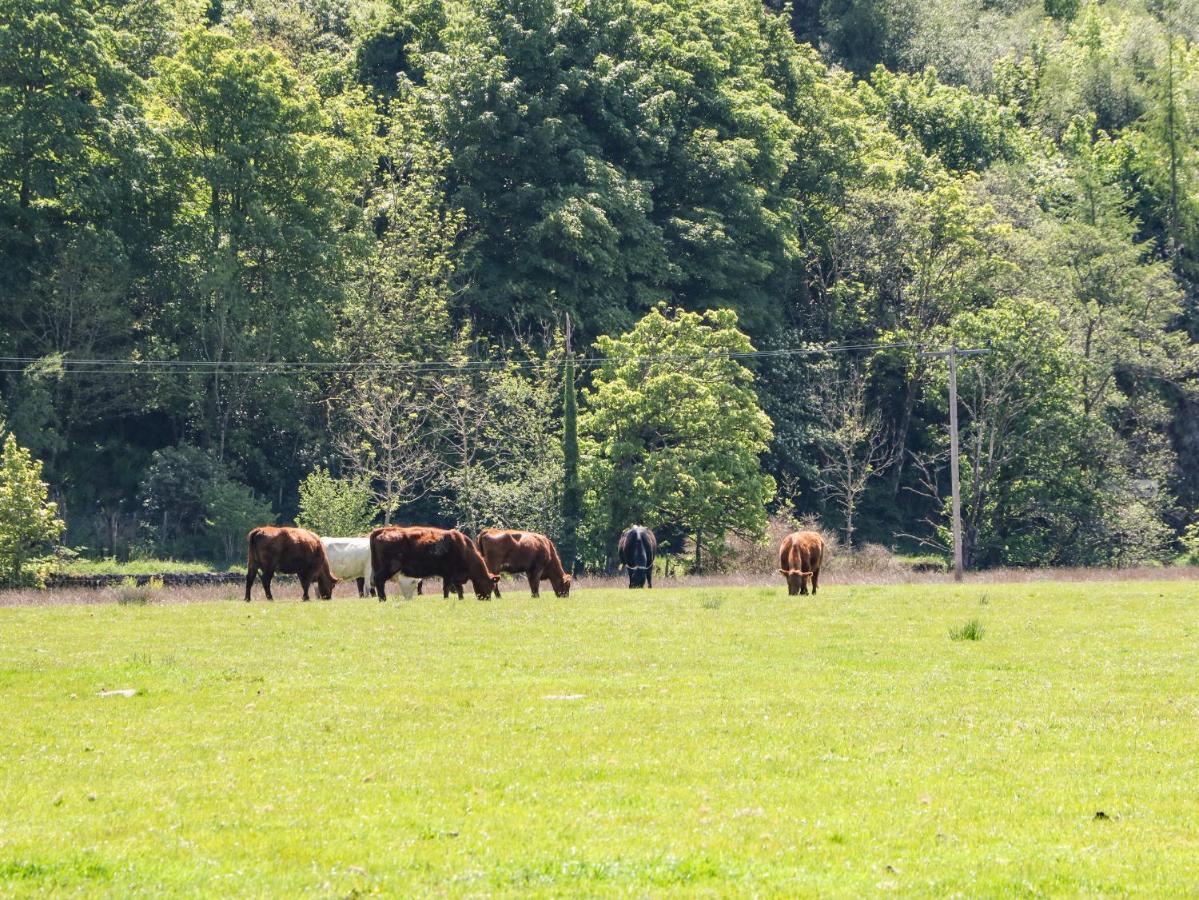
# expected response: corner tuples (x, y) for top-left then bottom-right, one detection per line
(1, 0), (1197, 572)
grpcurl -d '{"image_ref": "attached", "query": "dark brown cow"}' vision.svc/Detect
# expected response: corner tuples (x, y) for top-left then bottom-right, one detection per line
(477, 529), (572, 598)
(245, 526), (337, 601)
(778, 530), (825, 596)
(370, 526), (500, 601)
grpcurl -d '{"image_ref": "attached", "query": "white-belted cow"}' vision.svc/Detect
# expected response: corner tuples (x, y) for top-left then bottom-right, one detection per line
(321, 536), (422, 599)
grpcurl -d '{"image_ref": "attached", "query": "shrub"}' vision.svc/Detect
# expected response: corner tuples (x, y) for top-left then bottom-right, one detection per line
(1182, 518), (1199, 565)
(116, 576), (163, 605)
(0, 433), (65, 585)
(295, 468), (376, 537)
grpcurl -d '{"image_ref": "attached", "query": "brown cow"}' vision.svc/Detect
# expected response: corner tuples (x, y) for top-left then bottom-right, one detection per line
(778, 530), (825, 596)
(370, 526), (500, 601)
(477, 528), (572, 598)
(245, 526), (337, 601)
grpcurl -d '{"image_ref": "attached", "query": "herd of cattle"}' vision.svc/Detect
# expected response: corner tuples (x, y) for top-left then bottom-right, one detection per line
(243, 523), (827, 602)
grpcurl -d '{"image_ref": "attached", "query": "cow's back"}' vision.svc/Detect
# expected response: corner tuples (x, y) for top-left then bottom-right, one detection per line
(322, 537), (370, 580)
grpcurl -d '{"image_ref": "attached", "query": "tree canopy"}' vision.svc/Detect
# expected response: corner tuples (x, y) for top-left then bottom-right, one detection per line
(1, 0), (1197, 568)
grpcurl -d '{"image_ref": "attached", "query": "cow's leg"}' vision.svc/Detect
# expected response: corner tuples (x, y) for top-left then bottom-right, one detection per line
(261, 569), (275, 601)
(356, 576), (365, 598)
(456, 581), (465, 600)
(300, 574), (312, 601)
(375, 570), (387, 602)
(646, 566), (653, 589)
(811, 569), (819, 595)
(245, 563), (257, 602)
(442, 577), (450, 599)
(526, 569), (541, 597)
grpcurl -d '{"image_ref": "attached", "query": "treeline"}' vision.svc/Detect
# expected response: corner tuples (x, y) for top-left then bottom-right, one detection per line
(1, 0), (1197, 570)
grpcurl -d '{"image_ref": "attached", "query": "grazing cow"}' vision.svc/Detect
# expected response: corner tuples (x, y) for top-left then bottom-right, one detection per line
(245, 526), (337, 601)
(321, 537), (422, 599)
(778, 530), (825, 596)
(370, 526), (500, 601)
(477, 528), (572, 598)
(618, 525), (657, 588)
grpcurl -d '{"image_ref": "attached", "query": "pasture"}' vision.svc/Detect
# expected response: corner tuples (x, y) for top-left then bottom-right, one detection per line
(2, 579), (1198, 896)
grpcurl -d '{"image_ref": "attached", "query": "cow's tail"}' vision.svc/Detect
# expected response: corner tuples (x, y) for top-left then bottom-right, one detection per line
(247, 527), (263, 565)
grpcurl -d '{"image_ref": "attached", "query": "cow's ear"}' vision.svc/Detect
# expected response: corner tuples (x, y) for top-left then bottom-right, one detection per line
(778, 568), (787, 575)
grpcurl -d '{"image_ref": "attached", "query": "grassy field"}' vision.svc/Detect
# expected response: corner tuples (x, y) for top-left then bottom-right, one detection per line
(2, 579), (1198, 896)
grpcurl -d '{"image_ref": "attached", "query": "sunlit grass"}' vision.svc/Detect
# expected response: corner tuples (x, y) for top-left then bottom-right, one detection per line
(2, 581), (1198, 895)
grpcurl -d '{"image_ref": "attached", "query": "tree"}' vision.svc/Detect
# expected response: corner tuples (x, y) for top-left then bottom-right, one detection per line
(334, 375), (438, 525)
(0, 433), (65, 584)
(913, 299), (1111, 567)
(815, 364), (898, 547)
(148, 24), (372, 459)
(295, 467), (377, 537)
(436, 362), (565, 539)
(203, 475), (274, 560)
(579, 306), (775, 571)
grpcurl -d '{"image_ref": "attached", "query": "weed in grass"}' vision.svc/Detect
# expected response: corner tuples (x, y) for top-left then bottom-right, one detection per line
(115, 577), (163, 605)
(979, 593), (990, 606)
(949, 618), (986, 641)
(701, 597), (723, 610)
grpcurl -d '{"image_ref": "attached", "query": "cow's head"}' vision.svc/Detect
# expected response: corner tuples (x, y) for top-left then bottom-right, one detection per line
(318, 572), (338, 600)
(627, 565), (649, 588)
(554, 574), (572, 598)
(778, 568), (807, 596)
(474, 572), (501, 600)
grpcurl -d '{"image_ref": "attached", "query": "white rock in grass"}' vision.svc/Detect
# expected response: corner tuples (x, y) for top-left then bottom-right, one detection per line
(98, 688), (138, 698)
(543, 694), (585, 701)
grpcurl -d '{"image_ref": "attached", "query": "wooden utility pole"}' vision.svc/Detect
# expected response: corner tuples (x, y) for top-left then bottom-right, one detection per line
(947, 343), (964, 582)
(920, 345), (988, 582)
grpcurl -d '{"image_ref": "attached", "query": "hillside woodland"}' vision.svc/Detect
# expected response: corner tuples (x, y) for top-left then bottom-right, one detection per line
(2, 0), (1197, 571)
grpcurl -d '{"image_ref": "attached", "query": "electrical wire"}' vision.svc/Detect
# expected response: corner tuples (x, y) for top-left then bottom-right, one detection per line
(0, 340), (937, 377)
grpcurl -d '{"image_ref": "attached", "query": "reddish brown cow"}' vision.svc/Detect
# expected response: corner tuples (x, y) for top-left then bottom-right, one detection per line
(370, 526), (500, 601)
(778, 530), (825, 596)
(477, 529), (572, 598)
(245, 526), (337, 601)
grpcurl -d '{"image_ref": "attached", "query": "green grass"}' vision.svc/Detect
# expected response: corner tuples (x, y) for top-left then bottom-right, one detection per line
(3, 581), (1199, 896)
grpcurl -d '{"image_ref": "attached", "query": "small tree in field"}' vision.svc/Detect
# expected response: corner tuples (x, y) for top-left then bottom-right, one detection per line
(579, 305), (775, 572)
(815, 364), (898, 548)
(295, 468), (377, 537)
(0, 434), (65, 584)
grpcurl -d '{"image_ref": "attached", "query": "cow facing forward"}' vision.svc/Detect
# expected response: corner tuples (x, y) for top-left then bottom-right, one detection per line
(778, 530), (825, 596)
(370, 526), (500, 601)
(477, 529), (571, 598)
(245, 526), (337, 601)
(321, 537), (422, 599)
(618, 526), (657, 588)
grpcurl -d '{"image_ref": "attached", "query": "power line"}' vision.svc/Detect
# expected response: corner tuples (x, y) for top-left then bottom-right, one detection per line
(0, 340), (922, 377)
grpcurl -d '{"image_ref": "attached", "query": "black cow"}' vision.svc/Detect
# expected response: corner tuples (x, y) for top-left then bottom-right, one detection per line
(618, 525), (657, 588)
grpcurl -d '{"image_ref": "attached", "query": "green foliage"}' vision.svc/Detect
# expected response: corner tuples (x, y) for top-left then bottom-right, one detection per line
(1, 0), (1198, 571)
(1183, 517), (1199, 564)
(295, 468), (377, 537)
(863, 67), (1026, 172)
(579, 306), (774, 570)
(439, 361), (565, 539)
(202, 476), (275, 560)
(137, 445), (272, 560)
(0, 433), (65, 585)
